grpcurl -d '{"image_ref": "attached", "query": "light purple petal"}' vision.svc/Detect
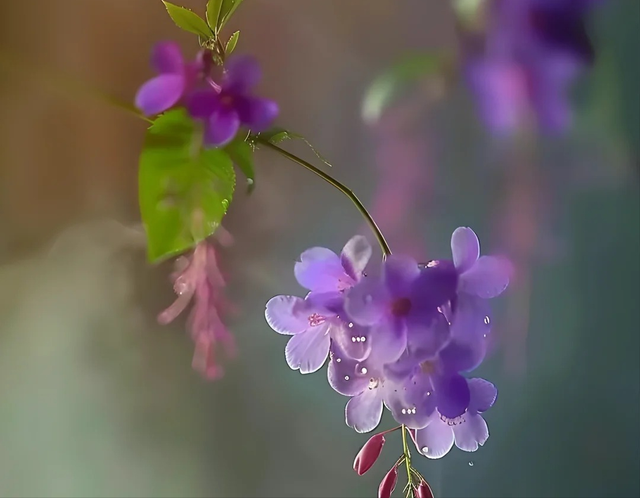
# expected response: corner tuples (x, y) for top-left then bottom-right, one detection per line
(433, 373), (471, 419)
(405, 312), (451, 364)
(185, 89), (220, 119)
(363, 319), (407, 367)
(345, 389), (384, 433)
(468, 378), (498, 413)
(453, 414), (489, 452)
(285, 325), (331, 374)
(135, 74), (185, 115)
(385, 373), (436, 429)
(410, 260), (458, 311)
(327, 345), (370, 396)
(294, 247), (346, 292)
(331, 322), (372, 361)
(415, 416), (455, 459)
(265, 295), (309, 335)
(151, 41), (184, 74)
(223, 55), (261, 93)
(451, 227), (480, 273)
(204, 107), (240, 147)
(344, 276), (388, 326)
(340, 235), (372, 281)
(384, 254), (420, 297)
(459, 255), (512, 298)
(236, 96), (279, 132)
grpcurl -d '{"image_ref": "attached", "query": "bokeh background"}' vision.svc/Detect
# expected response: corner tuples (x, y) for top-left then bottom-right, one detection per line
(0, 1), (638, 497)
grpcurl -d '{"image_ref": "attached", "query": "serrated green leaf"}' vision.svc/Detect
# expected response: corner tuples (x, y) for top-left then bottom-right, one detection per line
(225, 30), (240, 55)
(206, 0), (223, 31)
(362, 54), (445, 124)
(218, 0), (244, 31)
(139, 109), (235, 263)
(162, 1), (213, 39)
(256, 127), (333, 168)
(225, 135), (255, 192)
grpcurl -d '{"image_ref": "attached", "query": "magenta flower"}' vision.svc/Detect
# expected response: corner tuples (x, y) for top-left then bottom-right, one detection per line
(135, 41), (201, 116)
(187, 55), (279, 147)
(158, 240), (235, 380)
(412, 377), (497, 459)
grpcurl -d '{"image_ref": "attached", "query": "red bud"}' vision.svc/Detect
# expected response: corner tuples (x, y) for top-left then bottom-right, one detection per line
(378, 465), (398, 498)
(353, 433), (385, 475)
(415, 480), (434, 498)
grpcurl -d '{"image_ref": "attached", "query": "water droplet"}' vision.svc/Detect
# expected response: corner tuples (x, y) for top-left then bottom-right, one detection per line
(468, 461), (474, 467)
(402, 408), (407, 414)
(361, 336), (366, 342)
(336, 358), (341, 363)
(361, 367), (368, 374)
(421, 446), (429, 454)
(351, 337), (357, 343)
(344, 375), (350, 381)
(483, 334), (487, 338)
(221, 199), (229, 210)
(484, 316), (490, 325)
(348, 322), (354, 328)
(426, 260), (438, 268)
(426, 391), (431, 396)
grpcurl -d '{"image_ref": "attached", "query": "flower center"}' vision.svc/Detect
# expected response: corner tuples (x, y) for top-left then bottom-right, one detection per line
(390, 297), (412, 317)
(220, 94), (235, 107)
(308, 313), (326, 327)
(420, 360), (436, 375)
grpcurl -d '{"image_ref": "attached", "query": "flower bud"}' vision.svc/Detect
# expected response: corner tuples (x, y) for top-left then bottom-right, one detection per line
(353, 433), (385, 475)
(378, 465), (398, 498)
(415, 480), (434, 498)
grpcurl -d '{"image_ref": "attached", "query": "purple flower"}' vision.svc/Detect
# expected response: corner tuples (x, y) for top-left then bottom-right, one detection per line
(135, 41), (201, 116)
(264, 236), (373, 373)
(344, 255), (452, 366)
(464, 0), (603, 135)
(158, 239), (235, 380)
(412, 377), (497, 459)
(187, 55), (279, 147)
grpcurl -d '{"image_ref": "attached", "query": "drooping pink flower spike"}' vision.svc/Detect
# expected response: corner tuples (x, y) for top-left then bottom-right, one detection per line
(135, 41), (202, 116)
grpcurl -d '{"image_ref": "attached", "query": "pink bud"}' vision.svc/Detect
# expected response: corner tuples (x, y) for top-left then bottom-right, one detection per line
(353, 433), (385, 475)
(415, 480), (434, 498)
(378, 465), (398, 498)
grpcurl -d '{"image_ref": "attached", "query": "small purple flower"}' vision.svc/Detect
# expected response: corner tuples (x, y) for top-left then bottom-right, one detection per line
(158, 239), (235, 380)
(344, 255), (452, 366)
(187, 55), (279, 147)
(135, 41), (201, 116)
(412, 377), (497, 459)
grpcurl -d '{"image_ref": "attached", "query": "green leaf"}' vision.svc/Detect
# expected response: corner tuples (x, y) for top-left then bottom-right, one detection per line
(205, 0), (223, 31)
(361, 54), (446, 124)
(218, 0), (244, 31)
(225, 30), (240, 55)
(162, 1), (213, 39)
(139, 109), (235, 263)
(256, 127), (333, 168)
(225, 135), (255, 192)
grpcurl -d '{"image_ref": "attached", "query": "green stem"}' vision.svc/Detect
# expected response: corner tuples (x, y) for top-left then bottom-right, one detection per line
(257, 138), (392, 257)
(401, 424), (413, 490)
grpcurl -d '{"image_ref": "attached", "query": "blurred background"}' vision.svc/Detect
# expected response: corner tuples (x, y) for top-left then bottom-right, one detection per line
(0, 1), (638, 497)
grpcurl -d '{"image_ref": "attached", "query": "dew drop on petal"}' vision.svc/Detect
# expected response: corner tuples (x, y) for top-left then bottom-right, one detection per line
(484, 316), (490, 325)
(421, 446), (429, 454)
(344, 375), (350, 381)
(348, 322), (354, 328)
(361, 367), (368, 374)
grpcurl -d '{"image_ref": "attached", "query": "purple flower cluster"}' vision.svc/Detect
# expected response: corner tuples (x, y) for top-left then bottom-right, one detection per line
(464, 0), (603, 135)
(135, 42), (278, 147)
(265, 228), (512, 459)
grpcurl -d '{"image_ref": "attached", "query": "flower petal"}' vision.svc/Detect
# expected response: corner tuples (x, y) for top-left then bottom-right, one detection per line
(294, 247), (346, 292)
(341, 235), (372, 281)
(405, 312), (451, 364)
(328, 344), (370, 396)
(415, 417), (455, 459)
(345, 389), (384, 433)
(151, 41), (184, 74)
(285, 325), (331, 374)
(432, 373), (471, 419)
(265, 295), (309, 335)
(468, 377), (498, 413)
(223, 55), (261, 93)
(345, 276), (388, 326)
(385, 373), (436, 429)
(236, 96), (279, 132)
(185, 89), (220, 119)
(364, 319), (408, 367)
(135, 74), (185, 115)
(332, 322), (372, 361)
(453, 414), (489, 452)
(459, 255), (512, 298)
(384, 254), (420, 296)
(204, 107), (240, 147)
(451, 227), (480, 273)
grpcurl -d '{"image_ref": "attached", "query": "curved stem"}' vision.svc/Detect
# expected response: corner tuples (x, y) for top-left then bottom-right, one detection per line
(401, 425), (413, 492)
(257, 138), (391, 257)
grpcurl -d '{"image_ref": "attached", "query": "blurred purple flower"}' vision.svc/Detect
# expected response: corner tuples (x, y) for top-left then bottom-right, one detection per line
(158, 239), (235, 380)
(464, 0), (603, 135)
(187, 55), (279, 147)
(412, 377), (497, 459)
(135, 41), (201, 116)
